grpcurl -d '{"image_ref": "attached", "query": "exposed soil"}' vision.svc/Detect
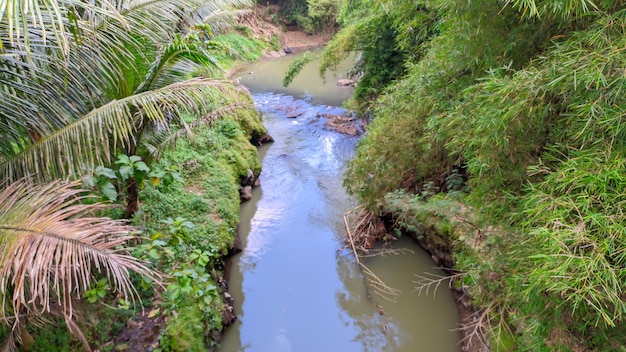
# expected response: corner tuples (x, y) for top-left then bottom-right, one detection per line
(109, 310), (165, 352)
(238, 5), (333, 58)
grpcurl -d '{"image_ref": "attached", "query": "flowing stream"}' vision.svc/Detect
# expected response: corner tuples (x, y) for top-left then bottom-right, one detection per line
(219, 54), (460, 352)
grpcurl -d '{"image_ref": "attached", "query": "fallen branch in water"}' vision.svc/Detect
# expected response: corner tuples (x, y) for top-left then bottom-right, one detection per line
(413, 272), (465, 298)
(344, 210), (361, 265)
(343, 205), (389, 250)
(343, 206), (402, 303)
(361, 264), (401, 302)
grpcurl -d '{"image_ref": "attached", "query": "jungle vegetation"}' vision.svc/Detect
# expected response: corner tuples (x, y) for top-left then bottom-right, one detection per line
(0, 0), (269, 350)
(321, 0), (626, 350)
(262, 0), (340, 33)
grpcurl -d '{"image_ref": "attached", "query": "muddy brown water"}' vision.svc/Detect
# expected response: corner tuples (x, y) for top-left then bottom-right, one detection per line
(219, 54), (460, 352)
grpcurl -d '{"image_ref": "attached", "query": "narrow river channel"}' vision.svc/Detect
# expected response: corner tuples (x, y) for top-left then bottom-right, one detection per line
(219, 54), (460, 352)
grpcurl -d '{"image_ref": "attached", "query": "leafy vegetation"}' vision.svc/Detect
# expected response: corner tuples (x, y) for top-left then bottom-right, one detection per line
(329, 0), (626, 349)
(0, 0), (270, 350)
(132, 116), (263, 351)
(263, 0), (340, 33)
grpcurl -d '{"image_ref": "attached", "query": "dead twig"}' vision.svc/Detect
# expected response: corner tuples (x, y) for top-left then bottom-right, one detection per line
(413, 272), (465, 298)
(357, 247), (414, 258)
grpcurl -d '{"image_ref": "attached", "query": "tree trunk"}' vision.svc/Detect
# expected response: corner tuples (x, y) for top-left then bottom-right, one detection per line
(124, 177), (139, 218)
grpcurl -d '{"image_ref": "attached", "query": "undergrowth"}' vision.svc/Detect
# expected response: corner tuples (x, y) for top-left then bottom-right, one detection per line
(133, 119), (263, 351)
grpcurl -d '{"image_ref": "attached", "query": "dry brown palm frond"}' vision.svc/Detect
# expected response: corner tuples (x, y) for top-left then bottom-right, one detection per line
(0, 178), (160, 349)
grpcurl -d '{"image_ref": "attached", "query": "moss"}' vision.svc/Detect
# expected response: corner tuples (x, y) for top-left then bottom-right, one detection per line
(160, 305), (206, 352)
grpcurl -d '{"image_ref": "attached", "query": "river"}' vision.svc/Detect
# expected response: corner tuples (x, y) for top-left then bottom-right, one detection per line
(219, 54), (460, 352)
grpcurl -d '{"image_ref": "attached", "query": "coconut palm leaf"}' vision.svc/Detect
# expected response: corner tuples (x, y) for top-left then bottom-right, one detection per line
(143, 100), (256, 159)
(0, 178), (159, 349)
(196, 2), (252, 33)
(134, 34), (223, 93)
(0, 0), (254, 160)
(0, 78), (250, 182)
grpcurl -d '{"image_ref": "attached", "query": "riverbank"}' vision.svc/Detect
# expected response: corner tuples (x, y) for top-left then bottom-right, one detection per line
(117, 112), (270, 352)
(236, 4), (332, 59)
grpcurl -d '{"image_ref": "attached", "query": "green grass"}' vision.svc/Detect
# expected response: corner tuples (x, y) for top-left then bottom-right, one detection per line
(213, 33), (266, 69)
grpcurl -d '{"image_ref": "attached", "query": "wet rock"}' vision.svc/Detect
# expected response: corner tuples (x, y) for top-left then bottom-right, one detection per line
(286, 112), (303, 118)
(283, 47), (293, 54)
(320, 113), (360, 136)
(113, 312), (164, 352)
(231, 232), (243, 254)
(337, 79), (355, 87)
(251, 132), (275, 146)
(241, 169), (255, 187)
(240, 185), (253, 202)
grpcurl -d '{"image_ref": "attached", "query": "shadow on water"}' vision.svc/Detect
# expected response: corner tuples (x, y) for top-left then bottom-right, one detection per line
(219, 54), (459, 352)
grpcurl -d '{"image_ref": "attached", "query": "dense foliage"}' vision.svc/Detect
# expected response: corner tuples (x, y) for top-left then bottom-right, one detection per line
(264, 0), (341, 33)
(328, 0), (626, 349)
(319, 0), (438, 110)
(133, 112), (264, 351)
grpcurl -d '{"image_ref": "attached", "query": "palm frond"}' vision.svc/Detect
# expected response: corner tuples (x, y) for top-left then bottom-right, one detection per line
(197, 4), (252, 34)
(134, 35), (223, 93)
(0, 178), (159, 339)
(0, 78), (249, 182)
(146, 101), (256, 159)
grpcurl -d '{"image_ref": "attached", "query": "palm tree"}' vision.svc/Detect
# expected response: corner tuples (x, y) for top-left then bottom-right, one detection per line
(0, 0), (257, 211)
(0, 0), (258, 348)
(0, 179), (159, 350)
(0, 0), (255, 173)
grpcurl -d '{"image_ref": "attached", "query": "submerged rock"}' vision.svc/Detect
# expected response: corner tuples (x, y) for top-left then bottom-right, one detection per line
(251, 132), (275, 146)
(240, 185), (253, 202)
(241, 169), (255, 187)
(337, 78), (355, 87)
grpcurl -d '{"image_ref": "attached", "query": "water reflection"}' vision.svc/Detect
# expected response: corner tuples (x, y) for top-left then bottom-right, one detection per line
(220, 93), (459, 352)
(233, 52), (354, 106)
(221, 53), (459, 352)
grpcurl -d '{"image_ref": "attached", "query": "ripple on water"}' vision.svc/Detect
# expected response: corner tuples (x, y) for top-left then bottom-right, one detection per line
(223, 56), (459, 351)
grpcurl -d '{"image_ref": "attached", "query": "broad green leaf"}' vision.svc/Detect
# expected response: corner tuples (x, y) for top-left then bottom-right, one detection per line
(96, 166), (118, 179)
(134, 161), (150, 173)
(100, 182), (118, 201)
(118, 165), (134, 180)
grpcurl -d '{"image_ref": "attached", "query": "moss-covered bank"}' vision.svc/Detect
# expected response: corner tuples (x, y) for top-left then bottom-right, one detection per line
(11, 27), (275, 351)
(131, 107), (269, 351)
